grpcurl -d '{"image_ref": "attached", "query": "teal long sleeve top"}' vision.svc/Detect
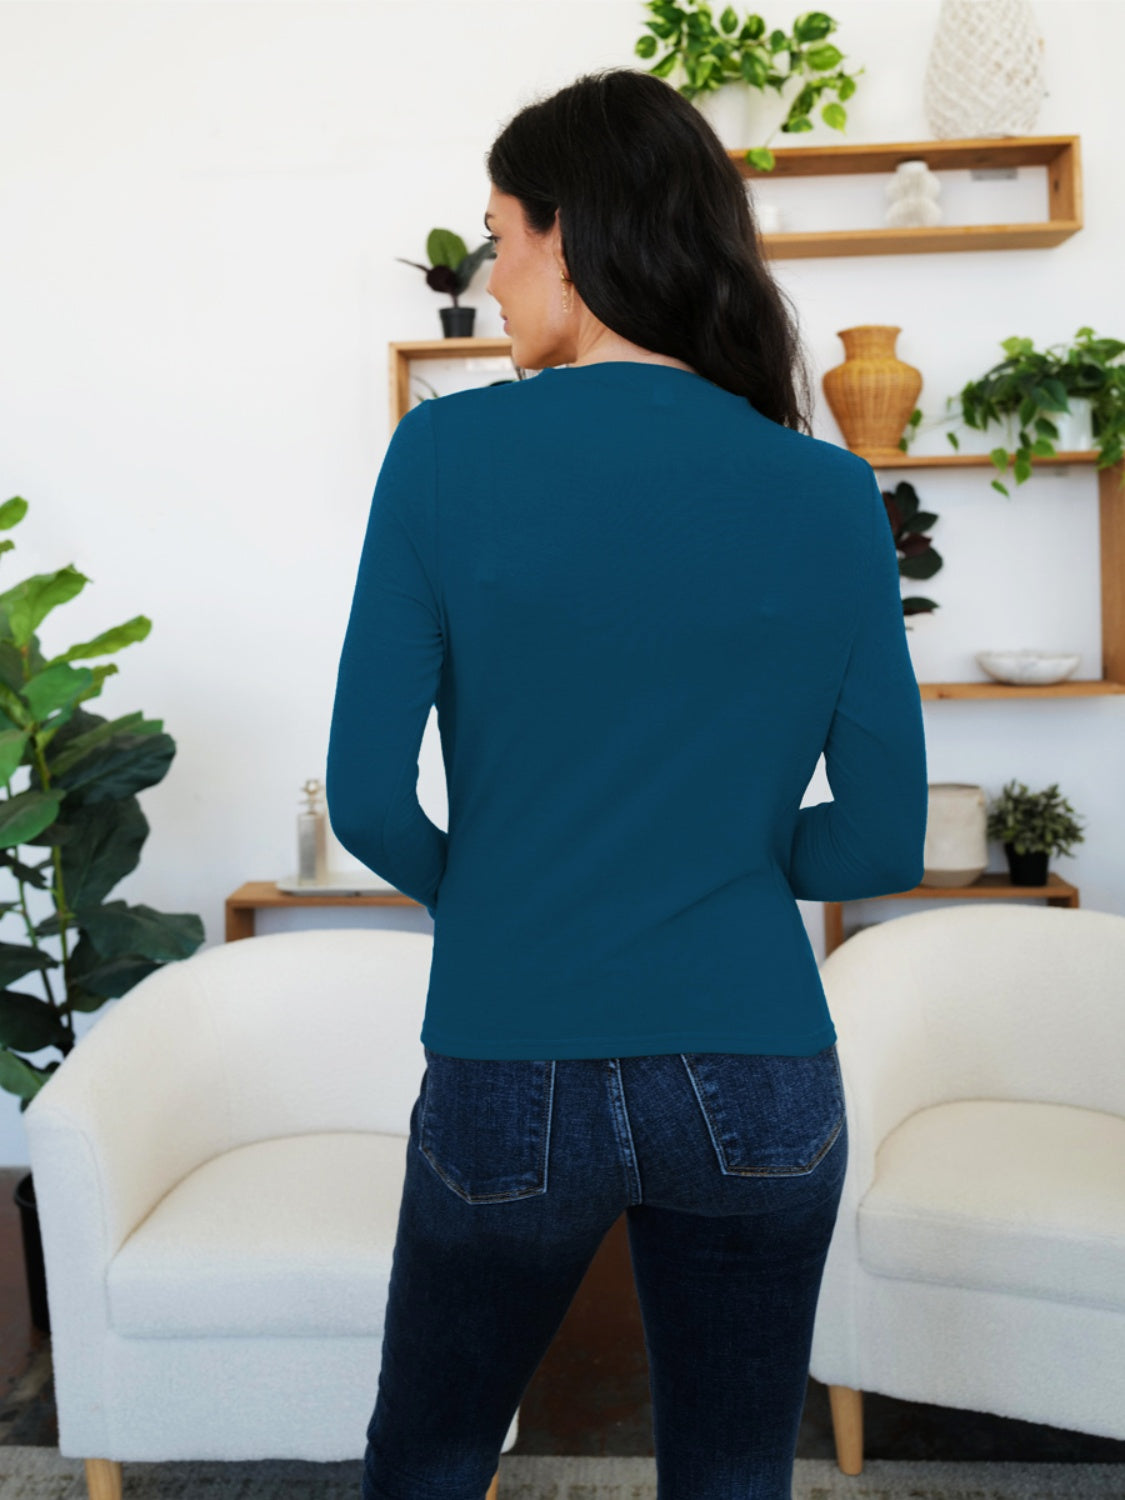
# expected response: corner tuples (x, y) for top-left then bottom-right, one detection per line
(326, 361), (928, 1059)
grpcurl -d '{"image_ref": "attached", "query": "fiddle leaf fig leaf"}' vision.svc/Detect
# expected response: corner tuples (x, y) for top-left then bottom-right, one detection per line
(0, 502), (205, 1114)
(0, 567), (90, 649)
(0, 789), (65, 850)
(49, 616), (152, 666)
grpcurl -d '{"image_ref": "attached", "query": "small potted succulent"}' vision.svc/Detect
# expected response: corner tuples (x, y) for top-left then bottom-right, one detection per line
(986, 778), (1085, 886)
(395, 229), (497, 337)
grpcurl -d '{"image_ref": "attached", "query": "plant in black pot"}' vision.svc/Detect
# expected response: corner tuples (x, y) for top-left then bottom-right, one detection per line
(395, 228), (497, 338)
(986, 778), (1085, 887)
(0, 494), (205, 1332)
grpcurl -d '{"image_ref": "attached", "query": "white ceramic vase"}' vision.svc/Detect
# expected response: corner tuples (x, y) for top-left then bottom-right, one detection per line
(923, 0), (1048, 138)
(921, 783), (989, 887)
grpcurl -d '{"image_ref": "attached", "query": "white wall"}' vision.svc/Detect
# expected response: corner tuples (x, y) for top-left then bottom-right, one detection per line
(1, 1), (1120, 1165)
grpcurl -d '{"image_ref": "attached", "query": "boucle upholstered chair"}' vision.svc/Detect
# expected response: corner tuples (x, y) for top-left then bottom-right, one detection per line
(23, 927), (519, 1500)
(809, 901), (1125, 1474)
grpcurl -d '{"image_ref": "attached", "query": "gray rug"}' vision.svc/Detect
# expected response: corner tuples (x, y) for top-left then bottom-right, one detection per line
(1, 1449), (1123, 1499)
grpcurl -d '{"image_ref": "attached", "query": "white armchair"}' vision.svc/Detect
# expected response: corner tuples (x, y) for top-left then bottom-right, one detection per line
(22, 927), (520, 1500)
(809, 901), (1125, 1474)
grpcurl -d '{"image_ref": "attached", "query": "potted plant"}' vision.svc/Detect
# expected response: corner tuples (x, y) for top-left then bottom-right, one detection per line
(0, 494), (205, 1332)
(395, 229), (497, 338)
(986, 778), (1085, 886)
(879, 479), (943, 626)
(634, 4), (863, 168)
(898, 327), (1125, 496)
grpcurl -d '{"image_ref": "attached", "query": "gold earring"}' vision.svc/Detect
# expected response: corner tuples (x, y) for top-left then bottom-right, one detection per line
(560, 269), (573, 314)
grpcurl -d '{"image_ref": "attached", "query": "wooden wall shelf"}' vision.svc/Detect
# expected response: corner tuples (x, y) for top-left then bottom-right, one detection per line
(225, 880), (422, 942)
(866, 450), (1115, 470)
(731, 135), (1082, 258)
(823, 872), (1079, 956)
(884, 453), (1125, 699)
(860, 449), (1125, 698)
(920, 679), (1125, 700)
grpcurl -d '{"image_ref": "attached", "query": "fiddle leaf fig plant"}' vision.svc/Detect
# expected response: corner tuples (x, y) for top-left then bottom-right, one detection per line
(0, 495), (205, 1115)
(634, 5), (863, 170)
(395, 229), (496, 308)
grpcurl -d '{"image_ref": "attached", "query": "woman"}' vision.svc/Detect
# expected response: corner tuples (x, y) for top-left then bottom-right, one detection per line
(327, 66), (928, 1500)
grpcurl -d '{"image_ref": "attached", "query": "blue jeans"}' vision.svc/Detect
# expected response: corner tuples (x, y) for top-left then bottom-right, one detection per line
(363, 1044), (848, 1500)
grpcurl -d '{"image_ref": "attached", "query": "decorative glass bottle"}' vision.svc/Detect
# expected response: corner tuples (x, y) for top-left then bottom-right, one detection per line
(297, 778), (329, 885)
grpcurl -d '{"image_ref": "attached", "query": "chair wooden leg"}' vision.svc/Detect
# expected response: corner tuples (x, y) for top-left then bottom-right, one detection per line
(485, 1468), (500, 1500)
(85, 1458), (123, 1499)
(827, 1384), (863, 1475)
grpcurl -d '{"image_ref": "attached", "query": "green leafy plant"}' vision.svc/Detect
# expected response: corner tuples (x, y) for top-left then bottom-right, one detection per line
(986, 779), (1085, 859)
(395, 229), (496, 308)
(879, 480), (942, 624)
(634, 5), (863, 170)
(899, 328), (1125, 497)
(0, 495), (204, 1114)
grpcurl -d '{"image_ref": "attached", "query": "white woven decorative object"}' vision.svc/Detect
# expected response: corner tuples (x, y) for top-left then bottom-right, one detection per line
(923, 0), (1048, 139)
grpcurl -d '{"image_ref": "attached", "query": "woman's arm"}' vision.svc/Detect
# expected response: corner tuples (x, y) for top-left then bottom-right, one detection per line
(788, 470), (929, 902)
(326, 401), (447, 915)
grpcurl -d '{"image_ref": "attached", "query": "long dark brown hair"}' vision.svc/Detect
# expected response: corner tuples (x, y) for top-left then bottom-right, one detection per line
(485, 66), (814, 432)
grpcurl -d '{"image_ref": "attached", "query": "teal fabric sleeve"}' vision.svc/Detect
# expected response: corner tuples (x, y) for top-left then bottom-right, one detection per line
(326, 400), (447, 916)
(787, 471), (928, 901)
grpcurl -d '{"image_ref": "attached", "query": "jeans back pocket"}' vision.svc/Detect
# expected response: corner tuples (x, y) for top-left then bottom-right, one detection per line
(681, 1044), (846, 1177)
(418, 1047), (556, 1203)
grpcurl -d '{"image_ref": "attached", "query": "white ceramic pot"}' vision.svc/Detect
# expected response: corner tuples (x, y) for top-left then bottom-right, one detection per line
(949, 409), (1019, 457)
(694, 85), (759, 150)
(1053, 397), (1094, 452)
(921, 783), (989, 887)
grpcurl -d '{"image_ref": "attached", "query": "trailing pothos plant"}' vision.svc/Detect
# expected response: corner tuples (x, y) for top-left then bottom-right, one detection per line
(634, 5), (863, 170)
(0, 495), (204, 1115)
(899, 327), (1125, 497)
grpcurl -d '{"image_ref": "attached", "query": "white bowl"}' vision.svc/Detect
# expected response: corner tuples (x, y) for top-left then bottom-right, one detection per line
(975, 650), (1081, 685)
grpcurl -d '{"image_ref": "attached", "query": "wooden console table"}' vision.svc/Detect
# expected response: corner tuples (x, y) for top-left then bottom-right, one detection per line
(824, 871), (1079, 957)
(224, 880), (423, 941)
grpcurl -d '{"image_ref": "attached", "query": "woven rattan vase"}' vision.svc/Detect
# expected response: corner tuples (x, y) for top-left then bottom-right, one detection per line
(822, 326), (922, 464)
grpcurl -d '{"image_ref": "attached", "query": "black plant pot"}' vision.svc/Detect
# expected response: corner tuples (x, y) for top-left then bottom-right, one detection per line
(13, 1172), (50, 1334)
(1004, 842), (1050, 887)
(439, 306), (476, 338)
